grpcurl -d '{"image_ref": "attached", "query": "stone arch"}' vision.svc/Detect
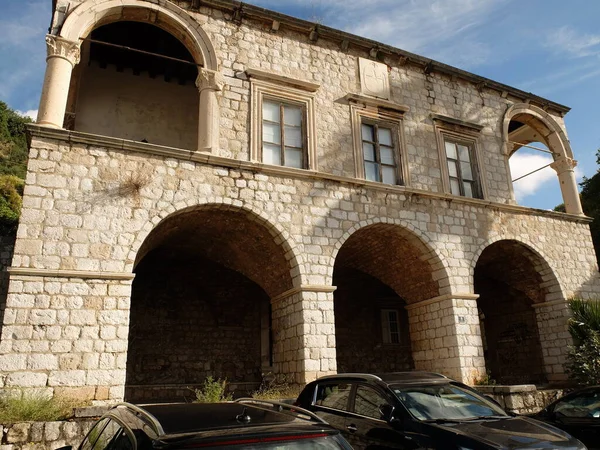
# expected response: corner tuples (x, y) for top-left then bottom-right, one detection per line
(330, 217), (451, 296)
(130, 200), (303, 295)
(473, 238), (564, 384)
(470, 236), (564, 302)
(331, 218), (451, 374)
(502, 103), (572, 159)
(125, 201), (302, 401)
(502, 103), (582, 215)
(59, 0), (217, 69)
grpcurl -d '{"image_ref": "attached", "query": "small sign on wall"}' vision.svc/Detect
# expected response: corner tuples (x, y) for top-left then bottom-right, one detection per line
(358, 57), (390, 100)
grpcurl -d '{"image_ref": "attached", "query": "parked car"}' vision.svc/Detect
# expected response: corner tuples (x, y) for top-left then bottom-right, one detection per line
(531, 385), (600, 449)
(295, 372), (587, 449)
(58, 399), (353, 450)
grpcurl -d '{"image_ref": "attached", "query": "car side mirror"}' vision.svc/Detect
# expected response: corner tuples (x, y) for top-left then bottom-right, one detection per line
(379, 404), (398, 423)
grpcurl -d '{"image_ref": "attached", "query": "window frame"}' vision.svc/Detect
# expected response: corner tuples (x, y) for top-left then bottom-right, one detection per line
(260, 97), (308, 169)
(250, 73), (318, 171)
(350, 103), (409, 186)
(443, 137), (482, 199)
(381, 308), (401, 345)
(433, 118), (487, 199)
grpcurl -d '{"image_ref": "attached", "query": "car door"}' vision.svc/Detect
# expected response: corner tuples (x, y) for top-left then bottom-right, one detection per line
(345, 383), (419, 450)
(309, 380), (354, 440)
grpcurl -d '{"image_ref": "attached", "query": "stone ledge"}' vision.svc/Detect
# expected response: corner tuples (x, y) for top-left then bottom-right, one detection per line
(476, 384), (537, 394)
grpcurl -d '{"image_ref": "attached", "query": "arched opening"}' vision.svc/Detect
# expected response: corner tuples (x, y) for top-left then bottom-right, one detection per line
(508, 133), (560, 209)
(125, 207), (294, 402)
(333, 224), (442, 373)
(504, 106), (581, 214)
(68, 20), (199, 149)
(474, 240), (549, 385)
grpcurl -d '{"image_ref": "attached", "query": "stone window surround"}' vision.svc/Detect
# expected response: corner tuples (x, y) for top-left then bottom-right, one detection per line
(348, 94), (410, 185)
(433, 114), (488, 200)
(248, 69), (319, 171)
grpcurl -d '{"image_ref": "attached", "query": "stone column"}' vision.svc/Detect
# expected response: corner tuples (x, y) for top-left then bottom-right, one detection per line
(196, 68), (224, 152)
(271, 286), (337, 385)
(37, 35), (81, 128)
(551, 157), (584, 216)
(533, 299), (572, 383)
(407, 294), (486, 384)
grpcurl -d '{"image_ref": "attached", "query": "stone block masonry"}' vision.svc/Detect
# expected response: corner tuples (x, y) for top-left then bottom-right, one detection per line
(1, 0), (599, 401)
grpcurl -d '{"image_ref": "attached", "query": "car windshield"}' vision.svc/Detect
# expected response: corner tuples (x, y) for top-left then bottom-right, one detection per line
(392, 383), (508, 421)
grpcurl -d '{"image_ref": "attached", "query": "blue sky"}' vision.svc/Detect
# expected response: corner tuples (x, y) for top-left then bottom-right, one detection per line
(1, 0), (599, 210)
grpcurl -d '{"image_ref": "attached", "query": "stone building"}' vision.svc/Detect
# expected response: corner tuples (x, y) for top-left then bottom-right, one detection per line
(0, 0), (599, 403)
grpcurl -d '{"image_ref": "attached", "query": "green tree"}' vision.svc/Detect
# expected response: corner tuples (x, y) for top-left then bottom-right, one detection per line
(579, 150), (600, 268)
(0, 102), (31, 233)
(566, 298), (600, 385)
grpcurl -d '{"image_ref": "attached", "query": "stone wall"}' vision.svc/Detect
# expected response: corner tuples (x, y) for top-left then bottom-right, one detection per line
(0, 418), (96, 450)
(477, 385), (565, 415)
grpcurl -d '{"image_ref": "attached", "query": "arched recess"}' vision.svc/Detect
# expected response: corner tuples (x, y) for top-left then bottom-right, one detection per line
(474, 239), (561, 385)
(503, 104), (583, 215)
(332, 221), (449, 373)
(55, 0), (219, 150)
(125, 205), (298, 402)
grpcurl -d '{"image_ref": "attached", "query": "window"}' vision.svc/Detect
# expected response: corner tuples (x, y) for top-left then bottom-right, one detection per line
(315, 382), (352, 411)
(262, 99), (305, 169)
(381, 309), (400, 344)
(432, 114), (486, 199)
(348, 96), (409, 185)
(444, 139), (481, 198)
(249, 69), (318, 170)
(354, 385), (389, 420)
(81, 418), (133, 450)
(361, 122), (399, 184)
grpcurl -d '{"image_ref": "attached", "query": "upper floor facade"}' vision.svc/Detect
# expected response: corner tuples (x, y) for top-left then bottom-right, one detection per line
(40, 0), (583, 215)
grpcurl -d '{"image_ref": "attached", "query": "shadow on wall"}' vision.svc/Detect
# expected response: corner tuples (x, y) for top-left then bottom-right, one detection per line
(0, 233), (16, 341)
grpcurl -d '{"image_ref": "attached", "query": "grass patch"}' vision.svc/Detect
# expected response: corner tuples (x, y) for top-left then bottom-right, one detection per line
(251, 374), (300, 401)
(0, 391), (80, 423)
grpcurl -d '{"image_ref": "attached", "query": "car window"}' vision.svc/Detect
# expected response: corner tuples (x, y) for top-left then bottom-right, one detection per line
(392, 384), (507, 421)
(353, 385), (389, 420)
(315, 382), (352, 411)
(81, 418), (134, 450)
(554, 390), (600, 418)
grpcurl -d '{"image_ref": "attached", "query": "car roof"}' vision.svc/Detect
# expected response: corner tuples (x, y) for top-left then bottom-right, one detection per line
(117, 400), (329, 438)
(313, 371), (449, 386)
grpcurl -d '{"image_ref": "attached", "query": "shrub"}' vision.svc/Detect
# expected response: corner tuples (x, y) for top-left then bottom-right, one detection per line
(566, 298), (600, 385)
(251, 373), (300, 401)
(0, 391), (80, 423)
(473, 370), (496, 386)
(193, 376), (232, 403)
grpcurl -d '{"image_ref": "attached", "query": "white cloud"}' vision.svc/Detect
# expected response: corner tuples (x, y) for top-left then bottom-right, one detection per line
(547, 26), (600, 58)
(16, 109), (38, 120)
(509, 151), (584, 203)
(509, 152), (556, 202)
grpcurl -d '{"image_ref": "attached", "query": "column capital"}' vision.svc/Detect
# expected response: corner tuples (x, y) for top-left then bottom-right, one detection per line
(196, 68), (225, 92)
(45, 35), (81, 66)
(550, 156), (578, 175)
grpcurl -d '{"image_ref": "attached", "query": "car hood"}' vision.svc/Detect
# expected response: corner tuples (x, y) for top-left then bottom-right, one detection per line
(427, 416), (585, 449)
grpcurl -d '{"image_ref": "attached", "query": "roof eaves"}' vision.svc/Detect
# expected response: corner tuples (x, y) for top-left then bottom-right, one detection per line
(199, 0), (570, 115)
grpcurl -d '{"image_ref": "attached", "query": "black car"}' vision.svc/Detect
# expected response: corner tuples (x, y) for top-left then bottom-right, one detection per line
(59, 399), (352, 450)
(531, 386), (600, 449)
(295, 372), (587, 449)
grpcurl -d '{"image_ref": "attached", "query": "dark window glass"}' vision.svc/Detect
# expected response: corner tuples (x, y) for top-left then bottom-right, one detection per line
(354, 386), (389, 420)
(554, 391), (600, 418)
(315, 382), (352, 411)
